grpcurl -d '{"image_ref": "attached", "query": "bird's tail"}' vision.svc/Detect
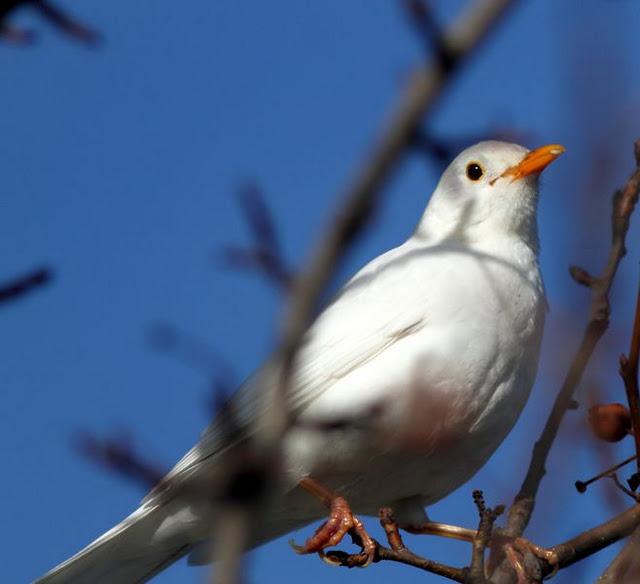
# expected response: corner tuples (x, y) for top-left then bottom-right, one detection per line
(34, 500), (197, 584)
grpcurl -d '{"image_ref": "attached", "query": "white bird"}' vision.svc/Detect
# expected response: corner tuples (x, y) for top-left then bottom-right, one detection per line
(36, 140), (564, 583)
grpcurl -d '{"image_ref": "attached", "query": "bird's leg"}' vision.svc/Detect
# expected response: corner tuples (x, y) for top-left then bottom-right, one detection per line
(289, 477), (376, 568)
(403, 520), (477, 542)
(404, 521), (559, 577)
(511, 537), (560, 577)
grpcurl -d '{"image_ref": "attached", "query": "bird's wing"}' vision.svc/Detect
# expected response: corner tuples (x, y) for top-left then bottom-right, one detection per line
(152, 242), (431, 493)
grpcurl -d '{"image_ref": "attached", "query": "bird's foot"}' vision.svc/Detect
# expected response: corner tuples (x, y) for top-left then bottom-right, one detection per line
(511, 537), (560, 579)
(402, 520), (477, 542)
(290, 495), (376, 568)
(493, 535), (559, 581)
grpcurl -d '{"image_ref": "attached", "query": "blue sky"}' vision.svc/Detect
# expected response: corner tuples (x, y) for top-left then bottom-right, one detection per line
(2, 1), (640, 582)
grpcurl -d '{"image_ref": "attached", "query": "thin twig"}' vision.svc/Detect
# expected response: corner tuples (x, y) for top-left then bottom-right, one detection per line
(219, 183), (293, 291)
(379, 508), (406, 551)
(375, 544), (467, 582)
(503, 140), (640, 540)
(575, 453), (637, 493)
(468, 491), (504, 583)
(0, 0), (100, 45)
(401, 0), (453, 67)
(597, 525), (640, 583)
(609, 473), (640, 502)
(0, 266), (52, 304)
(375, 509), (466, 582)
(74, 431), (165, 490)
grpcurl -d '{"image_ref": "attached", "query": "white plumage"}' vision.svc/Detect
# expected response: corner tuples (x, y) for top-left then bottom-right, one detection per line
(36, 140), (563, 583)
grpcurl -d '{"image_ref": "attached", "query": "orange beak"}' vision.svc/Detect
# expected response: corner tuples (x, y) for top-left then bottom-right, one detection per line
(501, 144), (565, 181)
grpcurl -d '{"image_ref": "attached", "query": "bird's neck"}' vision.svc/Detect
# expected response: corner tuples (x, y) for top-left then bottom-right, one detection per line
(414, 207), (540, 258)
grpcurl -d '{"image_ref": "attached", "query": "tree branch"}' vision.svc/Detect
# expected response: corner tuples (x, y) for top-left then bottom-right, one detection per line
(375, 508), (467, 582)
(273, 0), (519, 423)
(0, 0), (100, 45)
(219, 183), (293, 291)
(0, 266), (52, 305)
(596, 525), (640, 583)
(545, 504), (640, 576)
(620, 282), (640, 485)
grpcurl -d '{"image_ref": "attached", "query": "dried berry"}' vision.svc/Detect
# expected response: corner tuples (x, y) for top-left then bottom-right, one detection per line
(588, 403), (632, 442)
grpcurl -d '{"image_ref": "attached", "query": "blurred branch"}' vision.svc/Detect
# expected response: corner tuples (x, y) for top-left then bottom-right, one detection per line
(620, 283), (640, 488)
(0, 266), (52, 304)
(0, 0), (100, 46)
(597, 526), (640, 583)
(609, 474), (639, 502)
(148, 322), (237, 415)
(276, 0), (517, 400)
(74, 431), (165, 491)
(218, 183), (293, 291)
(503, 139), (640, 539)
(214, 1), (519, 583)
(401, 0), (452, 67)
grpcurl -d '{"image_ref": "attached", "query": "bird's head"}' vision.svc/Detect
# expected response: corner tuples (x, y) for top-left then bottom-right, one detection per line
(419, 141), (565, 250)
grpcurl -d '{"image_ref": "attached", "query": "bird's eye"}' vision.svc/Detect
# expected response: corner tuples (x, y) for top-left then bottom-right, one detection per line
(466, 162), (484, 181)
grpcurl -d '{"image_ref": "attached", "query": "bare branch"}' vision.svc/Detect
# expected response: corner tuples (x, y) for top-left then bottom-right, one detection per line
(609, 474), (640, 502)
(544, 504), (640, 576)
(219, 183), (293, 291)
(468, 491), (504, 583)
(597, 526), (640, 583)
(375, 544), (467, 582)
(74, 431), (165, 490)
(620, 282), (640, 485)
(0, 266), (52, 304)
(374, 508), (466, 582)
(401, 0), (452, 67)
(0, 0), (100, 45)
(34, 0), (100, 45)
(574, 453), (637, 493)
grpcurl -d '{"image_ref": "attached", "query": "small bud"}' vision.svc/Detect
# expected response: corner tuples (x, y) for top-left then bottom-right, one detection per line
(588, 403), (632, 442)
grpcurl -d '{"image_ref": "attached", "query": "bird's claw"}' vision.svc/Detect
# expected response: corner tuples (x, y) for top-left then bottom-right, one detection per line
(505, 537), (560, 580)
(289, 496), (376, 568)
(508, 537), (560, 580)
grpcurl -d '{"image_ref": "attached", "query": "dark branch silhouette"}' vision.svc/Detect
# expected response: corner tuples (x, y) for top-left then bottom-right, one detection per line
(0, 0), (100, 45)
(620, 283), (640, 488)
(74, 431), (165, 491)
(218, 183), (293, 291)
(0, 266), (52, 305)
(401, 0), (454, 69)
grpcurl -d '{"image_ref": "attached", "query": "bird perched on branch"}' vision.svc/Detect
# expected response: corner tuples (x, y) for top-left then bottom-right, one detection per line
(37, 141), (564, 583)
